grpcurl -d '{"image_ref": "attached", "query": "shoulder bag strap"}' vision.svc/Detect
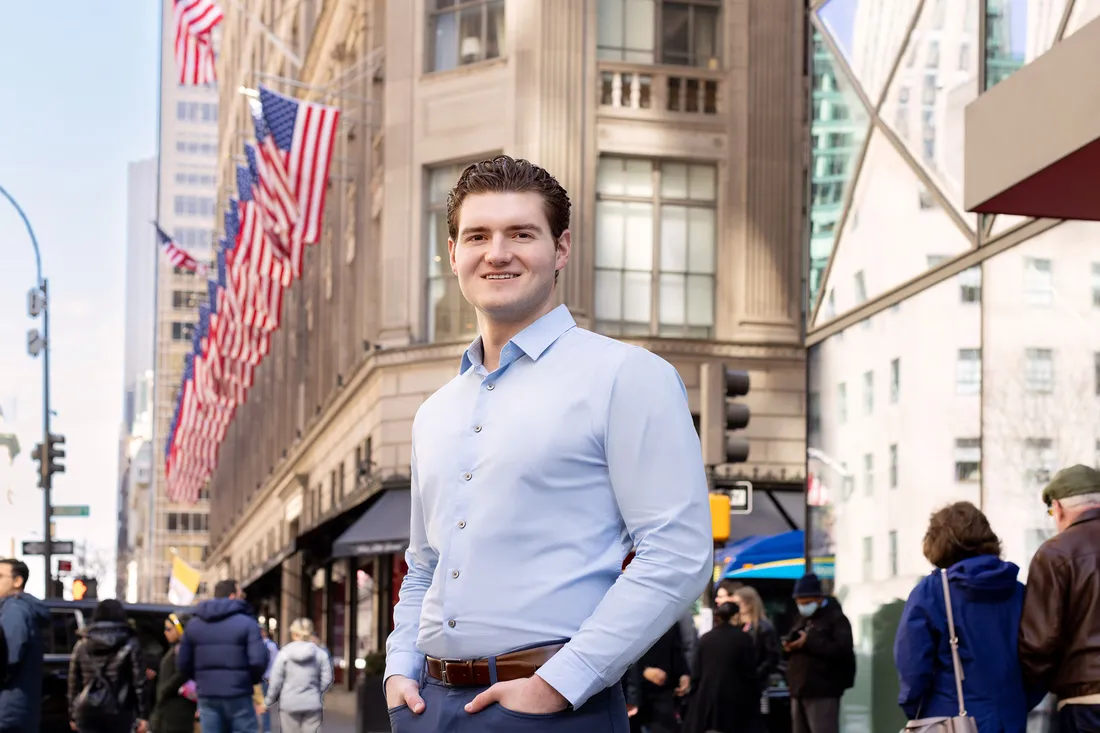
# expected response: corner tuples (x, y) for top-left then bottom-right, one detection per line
(940, 569), (968, 717)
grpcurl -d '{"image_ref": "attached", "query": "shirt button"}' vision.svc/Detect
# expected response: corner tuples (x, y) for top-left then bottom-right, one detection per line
(448, 619), (456, 628)
(486, 383), (495, 391)
(474, 425), (482, 433)
(451, 570), (460, 579)
(457, 520), (466, 529)
(463, 472), (472, 481)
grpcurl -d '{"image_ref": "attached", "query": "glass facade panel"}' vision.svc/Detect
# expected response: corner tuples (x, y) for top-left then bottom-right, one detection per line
(809, 28), (871, 306)
(1065, 0), (1100, 38)
(817, 0), (922, 104)
(812, 129), (972, 328)
(984, 0), (1068, 90)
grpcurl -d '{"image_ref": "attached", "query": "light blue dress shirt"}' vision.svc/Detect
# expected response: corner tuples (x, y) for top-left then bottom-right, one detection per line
(384, 304), (713, 708)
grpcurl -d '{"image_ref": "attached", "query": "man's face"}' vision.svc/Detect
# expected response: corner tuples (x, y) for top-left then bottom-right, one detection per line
(449, 191), (570, 327)
(0, 563), (21, 598)
(1050, 500), (1071, 533)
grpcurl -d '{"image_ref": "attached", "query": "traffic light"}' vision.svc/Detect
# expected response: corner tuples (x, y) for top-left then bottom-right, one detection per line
(71, 577), (97, 601)
(724, 368), (751, 464)
(709, 493), (731, 542)
(29, 433), (65, 489)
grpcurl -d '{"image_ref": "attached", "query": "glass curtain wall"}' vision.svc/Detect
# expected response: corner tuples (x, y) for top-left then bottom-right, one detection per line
(806, 1), (1100, 730)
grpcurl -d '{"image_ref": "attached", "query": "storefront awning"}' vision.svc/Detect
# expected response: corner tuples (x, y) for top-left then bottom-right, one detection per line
(965, 16), (1100, 221)
(332, 488), (410, 558)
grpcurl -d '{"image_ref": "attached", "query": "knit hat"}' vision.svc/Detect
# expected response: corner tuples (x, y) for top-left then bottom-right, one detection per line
(793, 573), (824, 599)
(1041, 465), (1100, 506)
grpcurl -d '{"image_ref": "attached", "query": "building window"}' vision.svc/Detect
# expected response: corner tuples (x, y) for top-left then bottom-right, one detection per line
(854, 270), (867, 304)
(837, 382), (847, 424)
(173, 196), (216, 218)
(954, 438), (980, 482)
(862, 536), (873, 582)
(594, 157), (716, 337)
(959, 266), (981, 303)
(862, 370), (874, 415)
(427, 0), (505, 72)
(1025, 438), (1054, 484)
(425, 163), (478, 343)
(597, 0), (720, 68)
(956, 349), (981, 394)
(1092, 263), (1100, 308)
(171, 290), (205, 310)
(863, 453), (874, 496)
(890, 358), (900, 403)
(889, 530), (899, 577)
(808, 392), (821, 434)
(1024, 257), (1053, 306)
(889, 444), (898, 489)
(171, 322), (196, 342)
(1024, 348), (1054, 393)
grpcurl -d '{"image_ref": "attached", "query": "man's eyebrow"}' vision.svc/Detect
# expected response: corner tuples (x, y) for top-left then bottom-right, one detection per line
(459, 223), (545, 237)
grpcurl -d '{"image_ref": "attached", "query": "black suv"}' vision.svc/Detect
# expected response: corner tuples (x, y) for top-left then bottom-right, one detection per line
(40, 599), (195, 733)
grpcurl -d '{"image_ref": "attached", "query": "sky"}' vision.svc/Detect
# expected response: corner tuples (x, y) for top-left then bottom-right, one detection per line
(0, 2), (160, 597)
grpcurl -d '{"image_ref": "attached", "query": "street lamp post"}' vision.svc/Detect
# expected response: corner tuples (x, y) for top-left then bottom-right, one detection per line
(0, 184), (55, 598)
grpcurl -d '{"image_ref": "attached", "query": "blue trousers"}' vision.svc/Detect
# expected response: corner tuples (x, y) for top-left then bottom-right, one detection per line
(389, 677), (630, 732)
(198, 695), (258, 733)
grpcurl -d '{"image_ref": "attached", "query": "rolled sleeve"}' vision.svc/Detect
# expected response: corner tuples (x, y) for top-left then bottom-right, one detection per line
(538, 348), (713, 708)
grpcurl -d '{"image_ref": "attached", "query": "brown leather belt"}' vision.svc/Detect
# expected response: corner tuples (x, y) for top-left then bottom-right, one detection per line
(425, 643), (565, 687)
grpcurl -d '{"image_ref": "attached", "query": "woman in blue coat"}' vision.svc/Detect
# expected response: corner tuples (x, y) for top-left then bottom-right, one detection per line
(894, 501), (1044, 733)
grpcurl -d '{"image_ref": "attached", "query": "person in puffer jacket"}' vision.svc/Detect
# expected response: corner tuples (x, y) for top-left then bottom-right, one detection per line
(67, 599), (149, 733)
(263, 618), (333, 733)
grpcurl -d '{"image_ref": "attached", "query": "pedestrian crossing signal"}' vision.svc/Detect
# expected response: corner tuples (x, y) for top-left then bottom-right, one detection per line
(71, 577), (96, 601)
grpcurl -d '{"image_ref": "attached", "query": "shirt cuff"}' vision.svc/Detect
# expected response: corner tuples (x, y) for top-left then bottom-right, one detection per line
(535, 645), (605, 710)
(383, 651), (425, 688)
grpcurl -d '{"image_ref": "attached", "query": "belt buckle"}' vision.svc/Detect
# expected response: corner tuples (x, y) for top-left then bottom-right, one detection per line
(440, 659), (472, 686)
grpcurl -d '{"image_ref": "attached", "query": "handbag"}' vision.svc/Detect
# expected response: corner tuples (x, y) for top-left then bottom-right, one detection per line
(901, 569), (979, 733)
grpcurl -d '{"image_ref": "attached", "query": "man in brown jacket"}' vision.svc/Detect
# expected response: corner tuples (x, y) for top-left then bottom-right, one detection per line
(1019, 464), (1100, 732)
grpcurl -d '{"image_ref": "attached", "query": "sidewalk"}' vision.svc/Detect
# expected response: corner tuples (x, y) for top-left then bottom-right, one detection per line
(270, 708), (357, 732)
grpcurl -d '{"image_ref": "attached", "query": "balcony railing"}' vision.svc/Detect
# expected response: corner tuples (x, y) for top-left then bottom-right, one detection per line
(599, 62), (723, 117)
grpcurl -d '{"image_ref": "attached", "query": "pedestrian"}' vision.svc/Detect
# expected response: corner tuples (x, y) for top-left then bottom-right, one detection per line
(782, 573), (855, 733)
(623, 623), (691, 733)
(259, 625), (279, 733)
(681, 600), (760, 733)
(0, 557), (50, 733)
(382, 155), (714, 732)
(729, 586), (780, 691)
(67, 599), (149, 733)
(894, 501), (1044, 732)
(1019, 465), (1100, 732)
(177, 579), (268, 733)
(150, 613), (198, 733)
(263, 618), (333, 733)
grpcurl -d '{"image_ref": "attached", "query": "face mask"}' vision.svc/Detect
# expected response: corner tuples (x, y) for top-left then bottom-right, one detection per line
(797, 602), (819, 618)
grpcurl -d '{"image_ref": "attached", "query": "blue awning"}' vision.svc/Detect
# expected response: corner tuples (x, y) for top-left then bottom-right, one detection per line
(332, 488), (410, 557)
(716, 530), (835, 580)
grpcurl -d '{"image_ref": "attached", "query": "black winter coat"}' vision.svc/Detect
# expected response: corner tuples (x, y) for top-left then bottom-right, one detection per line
(784, 597), (855, 699)
(682, 623), (760, 733)
(67, 621), (149, 722)
(150, 643), (197, 733)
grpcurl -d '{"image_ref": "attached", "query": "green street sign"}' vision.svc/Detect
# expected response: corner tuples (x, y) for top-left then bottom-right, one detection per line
(52, 505), (90, 517)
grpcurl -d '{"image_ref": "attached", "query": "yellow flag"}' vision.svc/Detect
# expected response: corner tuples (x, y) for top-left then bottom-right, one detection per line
(168, 555), (201, 606)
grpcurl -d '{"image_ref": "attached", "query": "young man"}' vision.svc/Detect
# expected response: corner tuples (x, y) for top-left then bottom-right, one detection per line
(178, 579), (268, 733)
(0, 558), (50, 733)
(1020, 465), (1100, 732)
(383, 156), (714, 732)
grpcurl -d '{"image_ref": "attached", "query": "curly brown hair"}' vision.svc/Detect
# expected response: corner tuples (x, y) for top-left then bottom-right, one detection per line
(922, 501), (1002, 569)
(446, 156), (571, 242)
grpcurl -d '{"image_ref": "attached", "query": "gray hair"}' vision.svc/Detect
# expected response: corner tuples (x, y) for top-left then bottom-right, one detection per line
(289, 617), (315, 640)
(1057, 492), (1100, 510)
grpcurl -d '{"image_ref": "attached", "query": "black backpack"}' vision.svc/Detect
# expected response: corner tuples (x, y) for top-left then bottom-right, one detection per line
(72, 645), (131, 727)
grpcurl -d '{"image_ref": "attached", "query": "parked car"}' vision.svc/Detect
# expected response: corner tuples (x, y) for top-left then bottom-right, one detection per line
(40, 599), (195, 733)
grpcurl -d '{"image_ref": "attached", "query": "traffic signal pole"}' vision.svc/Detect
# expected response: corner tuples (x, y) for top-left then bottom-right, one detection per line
(0, 184), (55, 598)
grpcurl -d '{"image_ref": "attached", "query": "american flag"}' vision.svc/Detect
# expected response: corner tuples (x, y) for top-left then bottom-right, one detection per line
(248, 102), (300, 246)
(174, 0), (224, 86)
(156, 225), (208, 275)
(258, 87), (341, 259)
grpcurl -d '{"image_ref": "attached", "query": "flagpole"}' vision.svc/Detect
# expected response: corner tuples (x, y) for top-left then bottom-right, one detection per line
(225, 0), (303, 70)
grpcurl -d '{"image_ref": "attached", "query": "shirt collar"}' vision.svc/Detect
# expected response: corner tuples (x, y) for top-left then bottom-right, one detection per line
(460, 304), (576, 374)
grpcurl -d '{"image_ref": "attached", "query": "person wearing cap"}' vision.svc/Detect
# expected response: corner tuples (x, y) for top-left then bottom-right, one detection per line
(782, 573), (854, 733)
(1019, 464), (1100, 731)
